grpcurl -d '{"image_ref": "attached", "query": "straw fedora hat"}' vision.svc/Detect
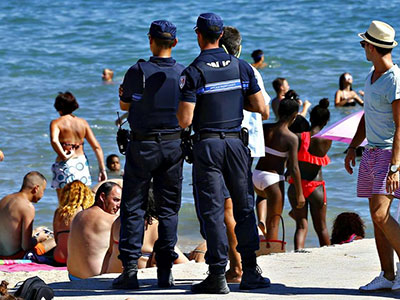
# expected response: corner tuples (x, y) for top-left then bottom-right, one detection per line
(358, 20), (397, 49)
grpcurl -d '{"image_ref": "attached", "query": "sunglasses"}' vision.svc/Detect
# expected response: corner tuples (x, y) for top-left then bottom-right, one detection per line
(360, 41), (367, 48)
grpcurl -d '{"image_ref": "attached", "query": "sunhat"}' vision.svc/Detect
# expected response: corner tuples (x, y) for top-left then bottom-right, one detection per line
(358, 20), (397, 49)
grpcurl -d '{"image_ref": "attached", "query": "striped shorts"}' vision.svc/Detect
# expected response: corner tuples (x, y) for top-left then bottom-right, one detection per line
(357, 148), (400, 198)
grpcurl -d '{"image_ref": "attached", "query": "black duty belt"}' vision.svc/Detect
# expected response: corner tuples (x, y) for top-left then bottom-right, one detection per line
(131, 131), (181, 142)
(195, 132), (241, 141)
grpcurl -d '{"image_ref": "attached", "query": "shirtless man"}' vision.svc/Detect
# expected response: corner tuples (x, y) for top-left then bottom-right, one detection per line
(50, 91), (107, 199)
(67, 181), (121, 280)
(271, 78), (310, 120)
(0, 171), (49, 259)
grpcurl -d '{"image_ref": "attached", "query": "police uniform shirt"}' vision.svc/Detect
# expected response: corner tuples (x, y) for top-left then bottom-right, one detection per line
(180, 48), (261, 132)
(121, 56), (177, 104)
(121, 56), (182, 133)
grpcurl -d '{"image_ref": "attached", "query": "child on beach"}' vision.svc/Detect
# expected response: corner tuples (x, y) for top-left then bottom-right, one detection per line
(331, 212), (365, 245)
(106, 154), (123, 178)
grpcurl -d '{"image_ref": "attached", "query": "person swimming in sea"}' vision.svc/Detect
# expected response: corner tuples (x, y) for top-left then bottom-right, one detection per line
(334, 72), (364, 107)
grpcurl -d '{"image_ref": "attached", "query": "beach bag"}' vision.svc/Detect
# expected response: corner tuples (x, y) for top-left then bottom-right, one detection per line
(256, 215), (286, 256)
(14, 276), (54, 300)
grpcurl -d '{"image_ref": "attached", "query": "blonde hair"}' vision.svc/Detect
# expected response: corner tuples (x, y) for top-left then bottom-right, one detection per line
(56, 180), (94, 225)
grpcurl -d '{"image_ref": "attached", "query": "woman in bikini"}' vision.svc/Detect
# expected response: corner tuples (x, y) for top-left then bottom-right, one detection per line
(50, 91), (107, 199)
(288, 98), (332, 250)
(334, 72), (364, 107)
(53, 180), (94, 264)
(254, 97), (305, 243)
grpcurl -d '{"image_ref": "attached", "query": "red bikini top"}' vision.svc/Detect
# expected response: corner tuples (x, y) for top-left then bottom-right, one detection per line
(298, 132), (330, 166)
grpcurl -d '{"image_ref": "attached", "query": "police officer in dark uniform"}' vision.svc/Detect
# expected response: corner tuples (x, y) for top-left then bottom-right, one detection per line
(113, 20), (184, 290)
(177, 13), (270, 294)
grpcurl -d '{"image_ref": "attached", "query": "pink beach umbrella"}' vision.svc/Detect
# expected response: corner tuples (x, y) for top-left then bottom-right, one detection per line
(313, 110), (367, 146)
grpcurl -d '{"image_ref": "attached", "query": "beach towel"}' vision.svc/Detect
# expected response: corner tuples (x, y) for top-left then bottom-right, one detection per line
(0, 261), (66, 272)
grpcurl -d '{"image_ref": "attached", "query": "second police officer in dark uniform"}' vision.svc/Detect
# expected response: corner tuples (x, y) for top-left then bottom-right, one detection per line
(177, 13), (270, 294)
(113, 20), (184, 290)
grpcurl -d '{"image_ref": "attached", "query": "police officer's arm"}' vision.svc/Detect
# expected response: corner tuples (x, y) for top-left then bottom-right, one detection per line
(177, 102), (194, 129)
(244, 91), (268, 117)
(119, 64), (143, 112)
(177, 66), (198, 128)
(242, 61), (267, 117)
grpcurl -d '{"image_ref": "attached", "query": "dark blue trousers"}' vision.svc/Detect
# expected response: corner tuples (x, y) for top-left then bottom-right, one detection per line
(119, 139), (183, 269)
(192, 137), (259, 274)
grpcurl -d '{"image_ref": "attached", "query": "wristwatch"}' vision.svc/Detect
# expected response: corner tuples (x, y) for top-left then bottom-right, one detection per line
(390, 164), (400, 172)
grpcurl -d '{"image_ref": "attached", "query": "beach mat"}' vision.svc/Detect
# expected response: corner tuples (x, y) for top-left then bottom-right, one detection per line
(0, 261), (66, 272)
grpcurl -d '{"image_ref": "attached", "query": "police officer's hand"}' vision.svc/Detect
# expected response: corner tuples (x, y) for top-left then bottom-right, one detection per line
(386, 170), (400, 194)
(344, 147), (356, 174)
(296, 194), (306, 209)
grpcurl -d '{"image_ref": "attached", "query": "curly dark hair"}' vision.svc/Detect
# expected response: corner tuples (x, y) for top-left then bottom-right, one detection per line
(331, 212), (365, 244)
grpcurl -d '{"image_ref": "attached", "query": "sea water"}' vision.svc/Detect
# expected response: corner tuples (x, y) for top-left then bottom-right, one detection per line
(0, 0), (399, 251)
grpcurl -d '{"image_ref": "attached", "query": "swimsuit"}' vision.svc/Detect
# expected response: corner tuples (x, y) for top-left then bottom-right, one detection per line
(0, 249), (26, 259)
(340, 233), (359, 244)
(264, 146), (288, 158)
(61, 141), (84, 150)
(68, 273), (82, 281)
(51, 155), (92, 189)
(253, 170), (285, 191)
(55, 230), (70, 243)
(252, 146), (288, 190)
(291, 131), (330, 204)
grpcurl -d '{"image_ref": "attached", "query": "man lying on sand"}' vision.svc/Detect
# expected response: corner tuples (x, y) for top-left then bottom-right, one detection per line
(67, 181), (121, 280)
(0, 171), (53, 259)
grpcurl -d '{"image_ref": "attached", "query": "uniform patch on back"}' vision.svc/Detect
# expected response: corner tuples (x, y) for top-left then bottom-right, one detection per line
(179, 76), (186, 89)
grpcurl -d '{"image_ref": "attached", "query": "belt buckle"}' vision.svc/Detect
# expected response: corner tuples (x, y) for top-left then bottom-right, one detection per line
(220, 132), (226, 139)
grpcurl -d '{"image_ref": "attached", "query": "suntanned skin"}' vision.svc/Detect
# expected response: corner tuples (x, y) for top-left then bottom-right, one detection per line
(52, 206), (83, 264)
(288, 123), (332, 250)
(0, 181), (47, 256)
(103, 217), (189, 273)
(67, 185), (121, 279)
(345, 40), (400, 281)
(50, 113), (107, 199)
(255, 113), (305, 241)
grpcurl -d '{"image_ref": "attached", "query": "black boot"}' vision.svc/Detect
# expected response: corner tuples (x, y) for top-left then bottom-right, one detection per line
(112, 266), (139, 290)
(157, 268), (174, 288)
(191, 273), (230, 294)
(239, 265), (270, 290)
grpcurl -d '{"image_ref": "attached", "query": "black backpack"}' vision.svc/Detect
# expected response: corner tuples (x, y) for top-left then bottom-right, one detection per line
(14, 276), (54, 300)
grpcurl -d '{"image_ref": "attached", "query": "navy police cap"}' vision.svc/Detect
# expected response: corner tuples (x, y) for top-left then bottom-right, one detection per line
(149, 20), (176, 40)
(194, 13), (223, 35)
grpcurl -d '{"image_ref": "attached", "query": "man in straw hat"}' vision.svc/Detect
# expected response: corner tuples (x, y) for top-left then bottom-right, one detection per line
(345, 20), (400, 292)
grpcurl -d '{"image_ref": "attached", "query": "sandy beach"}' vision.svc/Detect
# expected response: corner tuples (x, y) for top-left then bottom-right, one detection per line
(1, 238), (398, 299)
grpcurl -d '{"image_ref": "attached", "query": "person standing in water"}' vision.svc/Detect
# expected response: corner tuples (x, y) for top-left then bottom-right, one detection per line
(50, 91), (107, 199)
